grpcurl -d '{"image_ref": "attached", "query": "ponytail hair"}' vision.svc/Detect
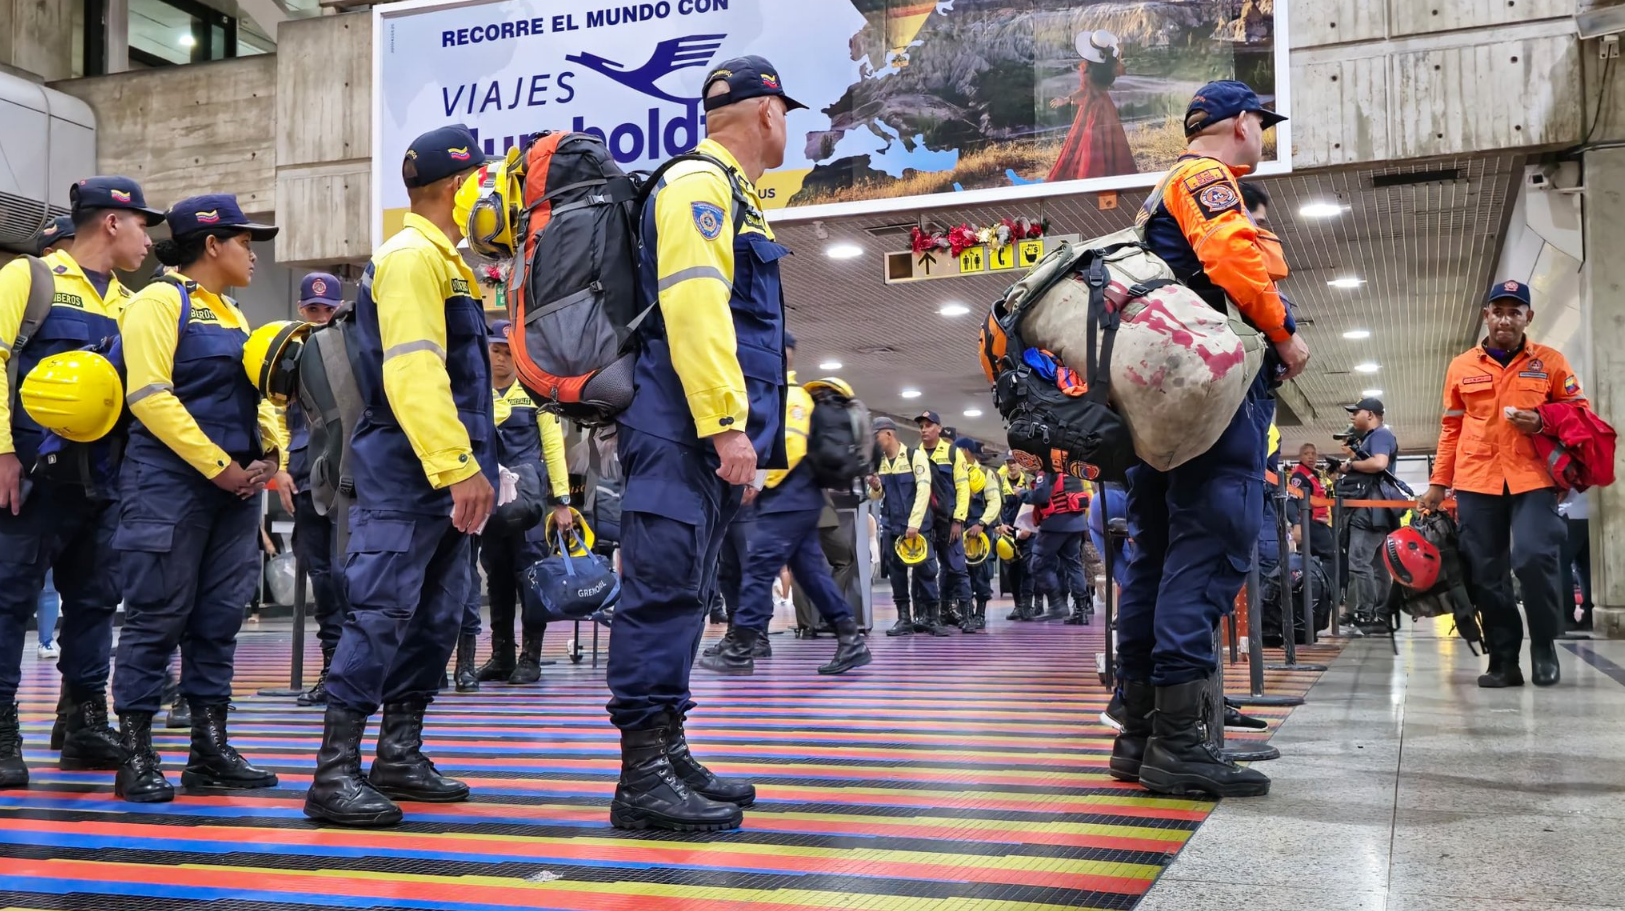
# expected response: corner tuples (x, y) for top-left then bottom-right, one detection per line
(152, 228), (244, 269)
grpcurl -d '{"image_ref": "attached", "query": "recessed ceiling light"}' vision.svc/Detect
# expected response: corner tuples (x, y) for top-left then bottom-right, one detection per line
(1355, 362), (1381, 374)
(818, 360), (843, 371)
(1327, 277), (1364, 289)
(963, 408), (983, 418)
(1342, 329), (1371, 340)
(900, 389), (922, 399)
(938, 303), (970, 317)
(1299, 202), (1346, 218)
(1362, 389), (1383, 397)
(178, 33), (197, 47)
(825, 243), (863, 260)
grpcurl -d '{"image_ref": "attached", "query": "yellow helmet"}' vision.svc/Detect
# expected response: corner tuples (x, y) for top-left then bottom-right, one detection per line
(243, 320), (311, 407)
(894, 533), (931, 566)
(1268, 422), (1281, 457)
(804, 376), (855, 399)
(545, 507), (596, 556)
(964, 530), (991, 565)
(21, 351), (123, 443)
(456, 147), (524, 260)
(995, 533), (1018, 562)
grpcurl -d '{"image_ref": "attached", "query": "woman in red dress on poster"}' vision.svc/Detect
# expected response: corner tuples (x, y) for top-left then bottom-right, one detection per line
(1047, 29), (1136, 182)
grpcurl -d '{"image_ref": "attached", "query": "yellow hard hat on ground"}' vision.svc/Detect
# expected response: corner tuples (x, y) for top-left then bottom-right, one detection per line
(243, 320), (311, 407)
(545, 507), (596, 556)
(894, 534), (931, 566)
(964, 530), (991, 565)
(995, 533), (1018, 562)
(21, 351), (123, 443)
(456, 147), (523, 260)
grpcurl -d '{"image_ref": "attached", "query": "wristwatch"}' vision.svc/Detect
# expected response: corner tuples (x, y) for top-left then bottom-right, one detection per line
(554, 494), (572, 507)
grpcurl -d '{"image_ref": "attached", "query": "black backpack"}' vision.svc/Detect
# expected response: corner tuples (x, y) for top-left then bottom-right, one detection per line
(1260, 553), (1332, 647)
(505, 131), (749, 426)
(804, 382), (874, 491)
(294, 303), (365, 553)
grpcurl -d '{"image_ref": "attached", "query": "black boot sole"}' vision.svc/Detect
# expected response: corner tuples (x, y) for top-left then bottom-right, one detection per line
(884, 628), (913, 637)
(695, 789), (756, 808)
(181, 769), (279, 791)
(1107, 760), (1141, 783)
(371, 782), (470, 803)
(303, 799), (404, 827)
(818, 650), (874, 676)
(506, 673), (542, 685)
(114, 780), (174, 803)
(0, 770), (29, 789)
(1138, 766), (1270, 798)
(296, 693), (329, 707)
(610, 802), (743, 832)
(697, 659), (755, 676)
(1477, 673), (1525, 688)
(455, 682), (480, 693)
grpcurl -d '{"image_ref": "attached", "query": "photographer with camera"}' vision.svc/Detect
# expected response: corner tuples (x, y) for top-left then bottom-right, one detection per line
(1334, 398), (1402, 628)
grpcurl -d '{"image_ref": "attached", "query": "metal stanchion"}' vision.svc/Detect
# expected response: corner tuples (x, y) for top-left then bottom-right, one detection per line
(1268, 470), (1326, 672)
(258, 558), (307, 697)
(1230, 541), (1302, 708)
(1301, 495), (1318, 645)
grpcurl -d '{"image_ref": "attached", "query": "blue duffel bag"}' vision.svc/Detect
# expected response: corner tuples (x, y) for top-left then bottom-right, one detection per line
(520, 531), (620, 626)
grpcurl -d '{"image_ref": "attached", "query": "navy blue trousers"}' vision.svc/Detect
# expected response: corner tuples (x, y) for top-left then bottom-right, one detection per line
(734, 507), (853, 633)
(291, 490), (347, 650)
(1033, 529), (1087, 607)
(968, 557), (994, 602)
(460, 536), (482, 638)
(1117, 376), (1270, 686)
(480, 526), (547, 640)
(326, 510), (469, 715)
(714, 510), (755, 619)
(0, 479), (119, 702)
(883, 532), (938, 608)
(1457, 487), (1568, 654)
(112, 461), (260, 713)
(606, 426), (740, 731)
(932, 525), (969, 603)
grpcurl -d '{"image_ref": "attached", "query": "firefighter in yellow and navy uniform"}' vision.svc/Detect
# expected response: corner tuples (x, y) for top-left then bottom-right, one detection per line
(475, 320), (572, 688)
(305, 125), (497, 829)
(955, 438), (1002, 632)
(0, 178), (157, 790)
(608, 57), (797, 832)
(997, 457), (1036, 620)
(913, 411), (969, 634)
(109, 194), (284, 803)
(869, 417), (939, 636)
(699, 341), (872, 677)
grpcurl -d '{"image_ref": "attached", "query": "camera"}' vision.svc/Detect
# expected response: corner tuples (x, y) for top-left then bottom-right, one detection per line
(1331, 423), (1357, 442)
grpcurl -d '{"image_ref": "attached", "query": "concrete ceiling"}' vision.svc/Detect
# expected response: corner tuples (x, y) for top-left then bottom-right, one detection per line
(772, 153), (1525, 456)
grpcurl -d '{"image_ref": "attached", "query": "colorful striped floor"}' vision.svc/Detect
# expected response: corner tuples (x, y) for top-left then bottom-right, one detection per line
(1, 604), (1339, 911)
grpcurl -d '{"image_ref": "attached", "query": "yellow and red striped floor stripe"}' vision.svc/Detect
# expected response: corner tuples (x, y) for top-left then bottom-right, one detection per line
(0, 608), (1337, 910)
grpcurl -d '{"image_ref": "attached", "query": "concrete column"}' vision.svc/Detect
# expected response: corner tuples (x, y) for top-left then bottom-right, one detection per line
(0, 0), (76, 81)
(1580, 146), (1625, 638)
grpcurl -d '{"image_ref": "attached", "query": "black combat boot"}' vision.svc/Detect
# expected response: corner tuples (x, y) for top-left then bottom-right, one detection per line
(181, 702), (278, 791)
(941, 601), (963, 627)
(454, 634), (479, 693)
(304, 705), (402, 827)
(818, 618), (873, 675)
(59, 688), (125, 770)
(1007, 596), (1029, 621)
(886, 603), (914, 637)
(609, 726), (743, 831)
(918, 602), (952, 637)
(703, 627), (736, 657)
(508, 633), (543, 685)
(698, 627), (757, 676)
(1038, 594), (1069, 621)
(476, 634), (516, 682)
(1478, 651), (1526, 688)
(662, 712), (754, 806)
(0, 702), (26, 788)
(750, 632), (772, 658)
(1531, 640), (1561, 687)
(973, 600), (988, 631)
(51, 690), (70, 750)
(1138, 678), (1270, 798)
(956, 599), (979, 633)
(368, 700), (469, 802)
(165, 697), (190, 729)
(114, 711), (173, 803)
(1108, 682), (1154, 782)
(1063, 603), (1087, 625)
(1223, 697), (1269, 730)
(298, 645), (336, 706)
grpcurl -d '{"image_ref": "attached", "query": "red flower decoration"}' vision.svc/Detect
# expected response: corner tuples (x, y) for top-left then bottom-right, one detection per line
(947, 225), (981, 257)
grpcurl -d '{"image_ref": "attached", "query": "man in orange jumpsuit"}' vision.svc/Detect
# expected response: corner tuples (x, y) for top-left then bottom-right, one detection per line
(1108, 81), (1308, 800)
(1421, 280), (1586, 688)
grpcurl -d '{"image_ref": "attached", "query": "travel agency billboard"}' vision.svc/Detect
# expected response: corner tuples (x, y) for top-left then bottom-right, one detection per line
(374, 0), (1290, 242)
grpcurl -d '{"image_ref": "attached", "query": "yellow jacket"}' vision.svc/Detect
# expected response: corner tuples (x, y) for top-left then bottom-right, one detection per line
(871, 445), (934, 531)
(765, 371), (811, 489)
(0, 250), (133, 455)
(926, 438), (971, 522)
(493, 380), (570, 499)
(967, 463), (1002, 527)
(119, 274), (283, 479)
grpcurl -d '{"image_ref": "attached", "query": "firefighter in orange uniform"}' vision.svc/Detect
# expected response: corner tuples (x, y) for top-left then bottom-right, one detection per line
(1420, 280), (1586, 689)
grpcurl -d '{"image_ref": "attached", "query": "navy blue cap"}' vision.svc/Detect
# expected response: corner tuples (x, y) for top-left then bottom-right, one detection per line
(403, 124), (494, 189)
(1486, 279), (1532, 307)
(873, 416), (898, 434)
(955, 437), (984, 456)
(298, 272), (342, 307)
(489, 319), (513, 343)
(69, 176), (164, 225)
(1184, 81), (1287, 138)
(1344, 397), (1384, 416)
(703, 56), (806, 113)
(914, 410), (943, 427)
(36, 215), (75, 254)
(166, 194), (278, 241)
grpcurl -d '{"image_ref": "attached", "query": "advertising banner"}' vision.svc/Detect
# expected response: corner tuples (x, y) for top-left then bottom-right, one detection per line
(374, 0), (1288, 241)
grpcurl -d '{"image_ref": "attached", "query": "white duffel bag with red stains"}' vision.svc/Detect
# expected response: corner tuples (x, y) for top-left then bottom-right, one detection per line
(994, 228), (1265, 472)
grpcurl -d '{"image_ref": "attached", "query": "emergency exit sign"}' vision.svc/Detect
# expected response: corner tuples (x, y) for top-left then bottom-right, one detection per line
(882, 235), (1079, 284)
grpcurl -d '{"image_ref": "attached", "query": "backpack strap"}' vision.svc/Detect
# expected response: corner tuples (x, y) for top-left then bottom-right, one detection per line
(314, 303), (365, 559)
(5, 256), (59, 418)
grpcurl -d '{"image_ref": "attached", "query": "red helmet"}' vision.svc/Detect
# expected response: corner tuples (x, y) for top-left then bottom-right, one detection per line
(1384, 527), (1441, 591)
